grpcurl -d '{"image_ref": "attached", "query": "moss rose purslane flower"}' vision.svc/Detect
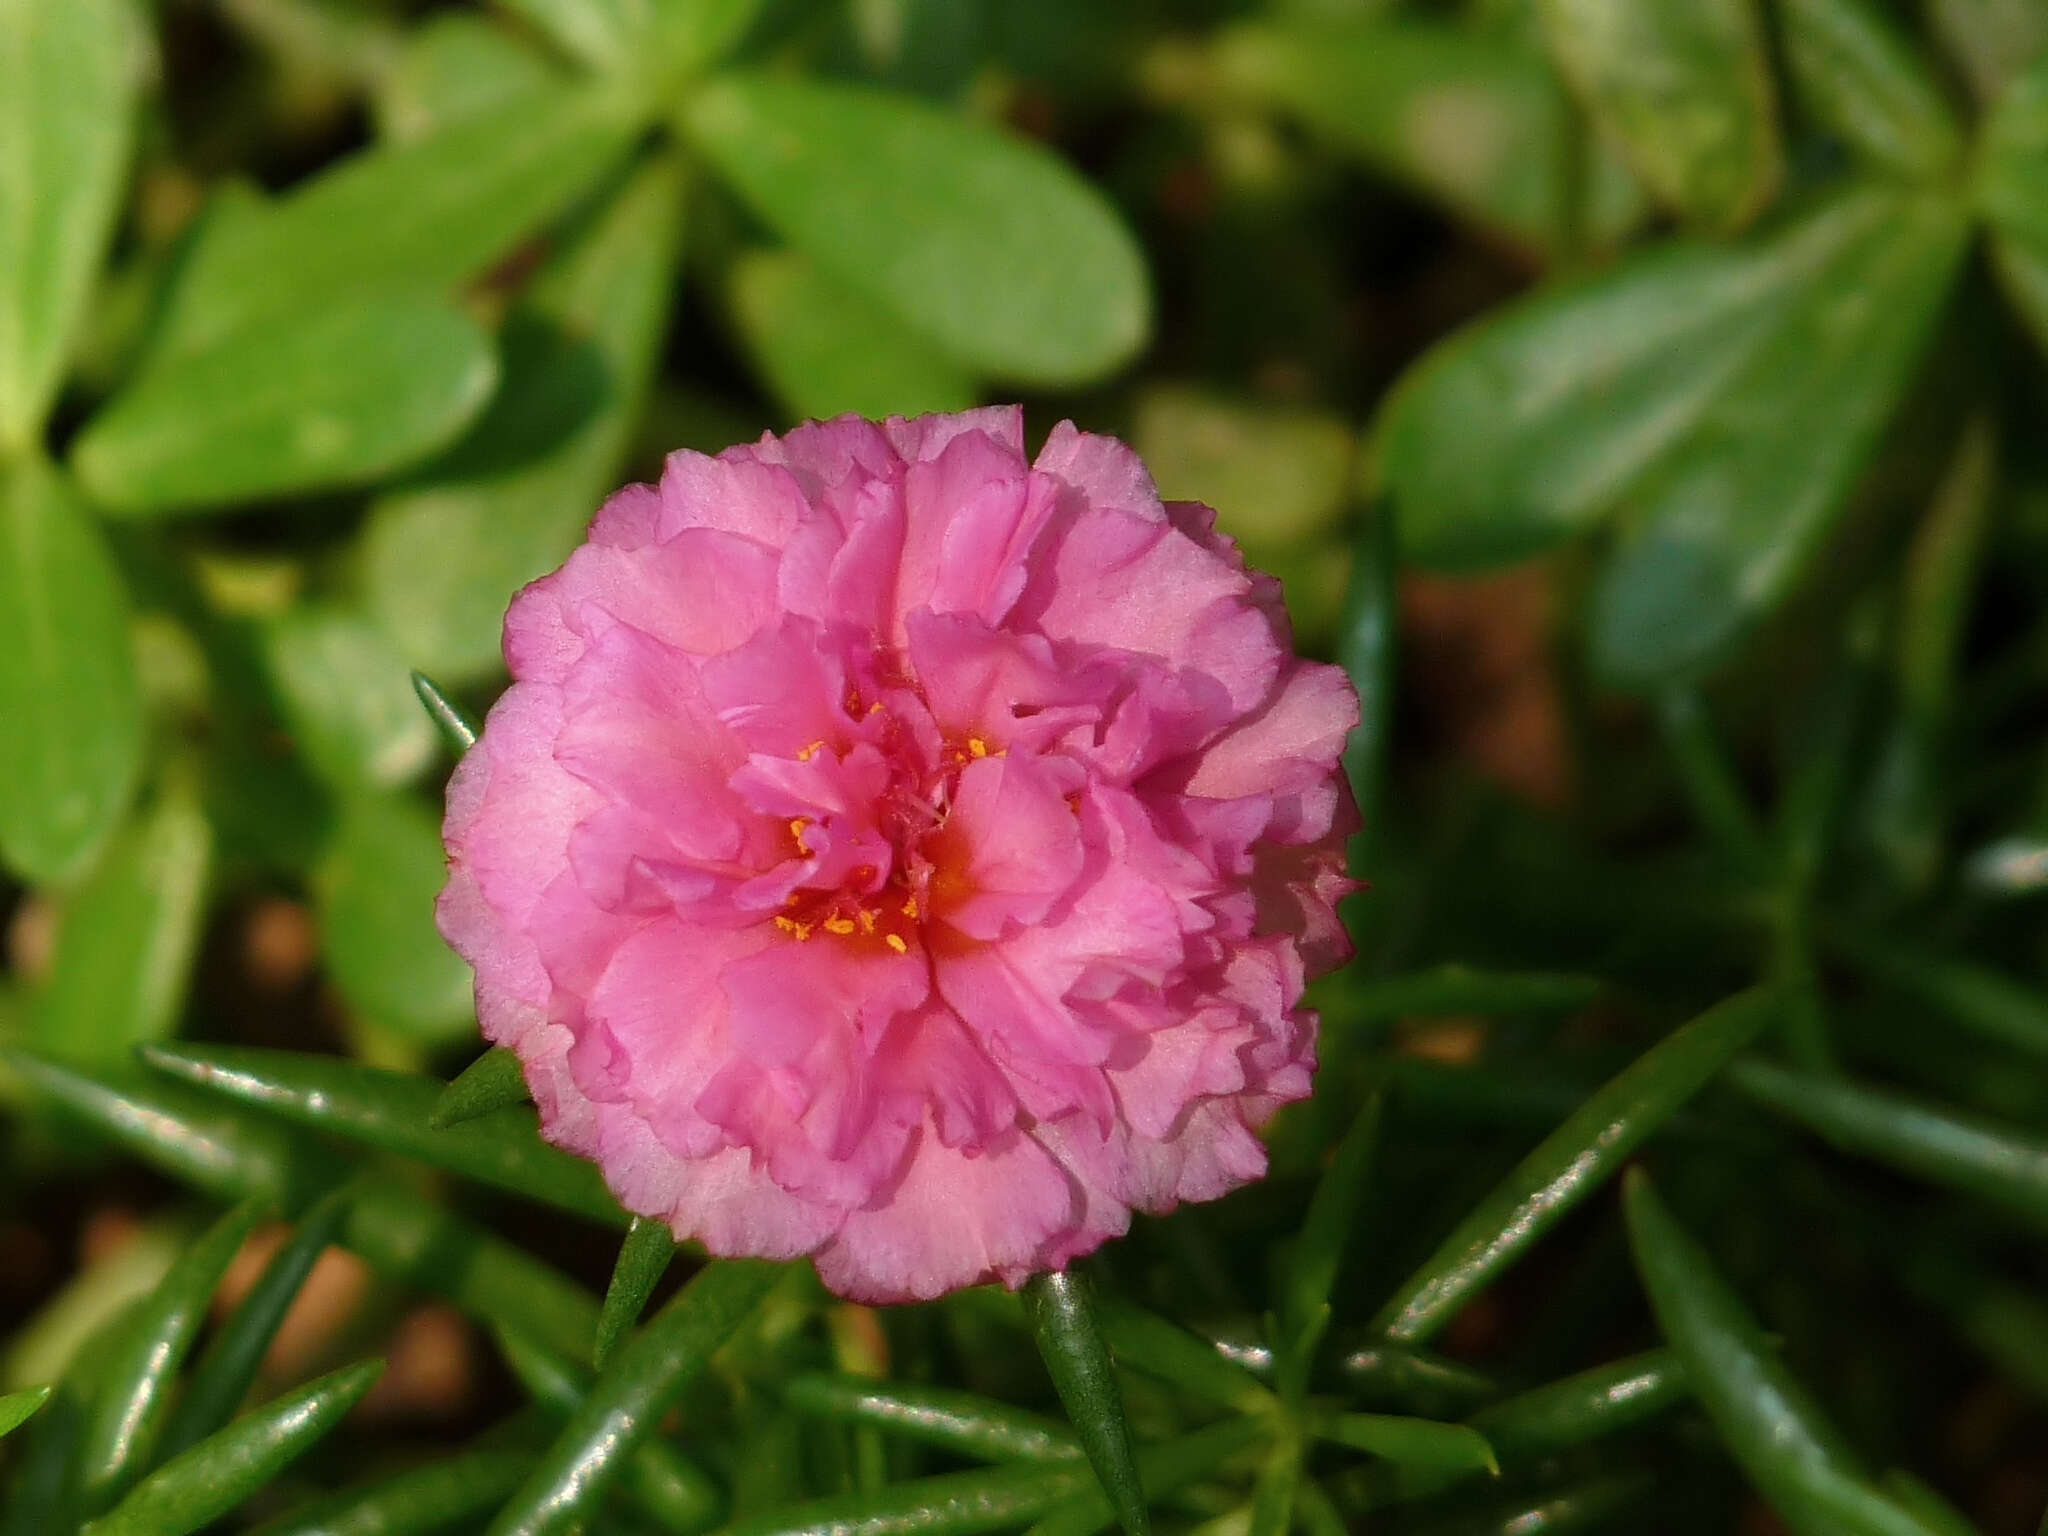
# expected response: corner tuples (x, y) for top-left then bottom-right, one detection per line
(438, 408), (1359, 1303)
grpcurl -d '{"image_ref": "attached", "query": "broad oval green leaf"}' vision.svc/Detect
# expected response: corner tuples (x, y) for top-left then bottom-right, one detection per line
(74, 296), (497, 519)
(1623, 1171), (1952, 1536)
(488, 1260), (781, 1536)
(141, 1042), (625, 1227)
(1587, 189), (1968, 686)
(32, 784), (212, 1070)
(315, 790), (476, 1042)
(1207, 19), (1645, 259)
(263, 604), (437, 792)
(84, 1359), (385, 1536)
(1024, 1271), (1150, 1536)
(1778, 0), (1964, 180)
(373, 13), (560, 145)
(499, 0), (763, 79)
(1537, 0), (1781, 233)
(0, 0), (138, 446)
(1371, 988), (1776, 1343)
(365, 154), (686, 683)
(1979, 52), (2048, 355)
(0, 456), (142, 883)
(152, 83), (641, 358)
(1377, 187), (1961, 576)
(682, 74), (1149, 385)
(728, 247), (978, 424)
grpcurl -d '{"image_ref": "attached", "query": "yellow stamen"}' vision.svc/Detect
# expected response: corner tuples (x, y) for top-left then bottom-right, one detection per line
(774, 916), (812, 940)
(858, 909), (877, 934)
(901, 895), (920, 919)
(967, 737), (989, 758)
(885, 934), (908, 954)
(796, 740), (827, 763)
(823, 916), (857, 936)
(789, 817), (811, 849)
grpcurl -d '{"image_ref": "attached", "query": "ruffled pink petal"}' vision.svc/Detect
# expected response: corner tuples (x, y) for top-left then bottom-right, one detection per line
(813, 1125), (1079, 1303)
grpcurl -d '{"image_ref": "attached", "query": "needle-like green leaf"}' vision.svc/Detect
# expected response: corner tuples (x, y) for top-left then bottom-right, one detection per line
(1730, 1059), (2048, 1229)
(720, 1417), (1265, 1536)
(430, 1047), (529, 1128)
(242, 1439), (532, 1536)
(5, 1052), (602, 1364)
(159, 1186), (355, 1459)
(1466, 1349), (1687, 1460)
(1285, 1087), (1383, 1349)
(411, 670), (480, 756)
(76, 1198), (268, 1511)
(595, 1216), (678, 1369)
(141, 1042), (626, 1227)
(487, 1260), (780, 1536)
(1373, 987), (1776, 1342)
(1025, 1270), (1151, 1536)
(1092, 1299), (1275, 1414)
(781, 1373), (1081, 1463)
(83, 1359), (385, 1536)
(1623, 1169), (1952, 1536)
(495, 1325), (724, 1534)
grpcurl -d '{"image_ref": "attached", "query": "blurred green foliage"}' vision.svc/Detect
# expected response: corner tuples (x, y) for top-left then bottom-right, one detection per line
(6, 0), (2048, 1531)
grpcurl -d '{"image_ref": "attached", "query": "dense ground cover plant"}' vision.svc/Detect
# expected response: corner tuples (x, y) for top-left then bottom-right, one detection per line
(4, 0), (2048, 1531)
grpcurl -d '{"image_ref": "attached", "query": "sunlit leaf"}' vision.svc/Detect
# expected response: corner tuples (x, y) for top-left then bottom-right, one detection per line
(1538, 0), (1780, 233)
(727, 246), (978, 423)
(365, 153), (686, 682)
(151, 83), (642, 357)
(0, 0), (138, 445)
(315, 790), (476, 1043)
(1778, 0), (1964, 179)
(263, 605), (438, 791)
(74, 296), (498, 518)
(0, 457), (142, 884)
(31, 784), (211, 1071)
(683, 74), (1149, 385)
(1207, 18), (1645, 258)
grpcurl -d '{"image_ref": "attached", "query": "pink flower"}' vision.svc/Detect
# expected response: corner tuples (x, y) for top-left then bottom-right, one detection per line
(437, 408), (1359, 1303)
